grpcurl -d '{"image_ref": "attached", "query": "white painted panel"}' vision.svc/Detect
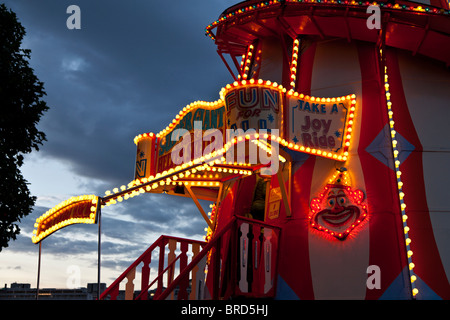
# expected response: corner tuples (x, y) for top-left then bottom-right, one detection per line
(259, 38), (284, 84)
(423, 152), (450, 282)
(398, 50), (450, 285)
(308, 40), (369, 299)
(398, 52), (450, 151)
(429, 210), (450, 283)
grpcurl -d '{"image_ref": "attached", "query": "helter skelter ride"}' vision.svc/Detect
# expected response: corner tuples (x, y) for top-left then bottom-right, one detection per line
(32, 0), (450, 300)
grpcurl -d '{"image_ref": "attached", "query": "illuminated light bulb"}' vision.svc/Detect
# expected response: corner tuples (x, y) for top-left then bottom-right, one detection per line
(403, 215), (408, 222)
(409, 262), (415, 270)
(404, 226), (410, 234)
(405, 238), (412, 245)
(407, 250), (413, 258)
(411, 275), (417, 283)
(412, 288), (419, 296)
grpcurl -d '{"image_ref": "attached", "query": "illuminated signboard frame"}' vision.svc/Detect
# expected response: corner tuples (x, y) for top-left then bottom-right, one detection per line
(220, 79), (356, 162)
(69, 80), (357, 212)
(286, 90), (355, 161)
(154, 100), (226, 174)
(309, 169), (368, 240)
(32, 195), (100, 244)
(131, 80), (356, 183)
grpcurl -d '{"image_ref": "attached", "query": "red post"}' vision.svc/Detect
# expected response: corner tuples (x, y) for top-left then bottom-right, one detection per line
(178, 241), (189, 299)
(140, 254), (151, 300)
(154, 239), (166, 298)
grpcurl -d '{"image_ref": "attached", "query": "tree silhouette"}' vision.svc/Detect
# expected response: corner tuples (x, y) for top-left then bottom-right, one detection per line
(0, 4), (49, 251)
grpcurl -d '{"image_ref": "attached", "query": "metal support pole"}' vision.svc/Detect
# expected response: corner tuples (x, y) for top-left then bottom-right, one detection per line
(97, 207), (102, 300)
(36, 241), (41, 300)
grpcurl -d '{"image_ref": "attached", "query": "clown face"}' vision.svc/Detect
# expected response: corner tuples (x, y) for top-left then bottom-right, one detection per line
(310, 185), (367, 240)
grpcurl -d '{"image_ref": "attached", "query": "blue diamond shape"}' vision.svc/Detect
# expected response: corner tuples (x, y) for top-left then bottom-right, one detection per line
(366, 124), (415, 170)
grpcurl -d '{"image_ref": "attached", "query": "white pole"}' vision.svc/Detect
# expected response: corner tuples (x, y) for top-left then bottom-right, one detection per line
(97, 207), (101, 300)
(36, 241), (41, 300)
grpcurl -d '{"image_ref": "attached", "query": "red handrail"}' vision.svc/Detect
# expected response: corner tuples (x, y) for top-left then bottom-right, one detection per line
(155, 216), (281, 300)
(99, 235), (205, 300)
(155, 217), (238, 300)
(135, 253), (182, 300)
(100, 216), (281, 300)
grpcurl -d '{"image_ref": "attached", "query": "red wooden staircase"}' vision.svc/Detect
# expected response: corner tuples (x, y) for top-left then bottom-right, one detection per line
(99, 217), (281, 300)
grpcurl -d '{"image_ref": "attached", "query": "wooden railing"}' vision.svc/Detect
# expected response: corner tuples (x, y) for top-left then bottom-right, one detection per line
(155, 216), (281, 300)
(100, 216), (281, 300)
(99, 235), (206, 300)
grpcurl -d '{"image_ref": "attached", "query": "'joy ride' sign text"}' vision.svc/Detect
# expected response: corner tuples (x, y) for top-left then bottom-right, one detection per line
(288, 94), (354, 159)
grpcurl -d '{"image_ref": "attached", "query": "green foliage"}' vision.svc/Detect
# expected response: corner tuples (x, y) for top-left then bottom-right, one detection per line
(0, 4), (49, 251)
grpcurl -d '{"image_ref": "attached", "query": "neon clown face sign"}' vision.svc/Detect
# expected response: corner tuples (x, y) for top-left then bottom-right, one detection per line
(310, 170), (367, 240)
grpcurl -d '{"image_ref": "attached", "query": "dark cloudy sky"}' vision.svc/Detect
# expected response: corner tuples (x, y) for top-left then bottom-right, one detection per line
(0, 0), (238, 289)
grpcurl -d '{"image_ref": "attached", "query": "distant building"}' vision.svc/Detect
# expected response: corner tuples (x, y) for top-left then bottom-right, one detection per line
(0, 282), (106, 300)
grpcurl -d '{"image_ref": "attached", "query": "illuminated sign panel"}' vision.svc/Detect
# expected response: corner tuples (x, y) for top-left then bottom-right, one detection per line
(132, 81), (356, 180)
(135, 133), (156, 180)
(224, 84), (282, 132)
(156, 103), (226, 173)
(309, 170), (367, 240)
(287, 93), (355, 161)
(289, 97), (348, 151)
(32, 195), (99, 244)
(221, 81), (355, 161)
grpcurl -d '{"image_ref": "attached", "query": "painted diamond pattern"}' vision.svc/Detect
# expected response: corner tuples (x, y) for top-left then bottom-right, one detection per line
(365, 124), (415, 170)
